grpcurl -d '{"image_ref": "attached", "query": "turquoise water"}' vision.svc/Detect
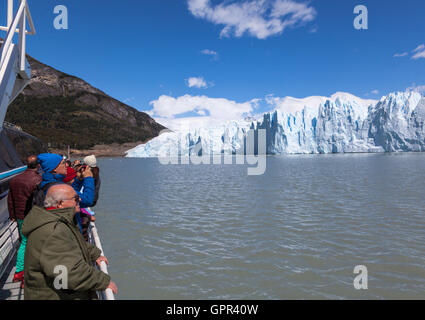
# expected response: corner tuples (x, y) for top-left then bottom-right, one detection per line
(94, 153), (425, 299)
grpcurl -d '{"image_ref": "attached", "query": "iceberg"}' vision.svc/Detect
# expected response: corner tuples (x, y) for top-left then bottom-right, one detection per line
(126, 91), (425, 157)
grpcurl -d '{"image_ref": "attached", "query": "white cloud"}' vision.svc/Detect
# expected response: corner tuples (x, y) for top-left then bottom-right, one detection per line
(309, 26), (318, 33)
(412, 44), (425, 60)
(201, 49), (218, 56)
(201, 49), (219, 61)
(394, 44), (425, 60)
(149, 94), (256, 129)
(412, 50), (425, 60)
(186, 77), (208, 88)
(187, 0), (316, 39)
(406, 85), (425, 94)
(364, 90), (379, 97)
(413, 44), (425, 52)
(267, 92), (377, 116)
(393, 52), (408, 58)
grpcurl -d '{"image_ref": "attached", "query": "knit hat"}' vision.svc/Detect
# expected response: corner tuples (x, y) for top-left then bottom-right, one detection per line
(37, 153), (63, 173)
(63, 167), (77, 183)
(83, 155), (97, 168)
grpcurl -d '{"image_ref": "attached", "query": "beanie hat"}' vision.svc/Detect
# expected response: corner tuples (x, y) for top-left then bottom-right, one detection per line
(37, 153), (63, 173)
(84, 155), (97, 168)
(63, 167), (77, 183)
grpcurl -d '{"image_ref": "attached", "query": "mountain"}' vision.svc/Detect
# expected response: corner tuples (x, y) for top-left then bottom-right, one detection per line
(4, 52), (165, 150)
(126, 91), (425, 157)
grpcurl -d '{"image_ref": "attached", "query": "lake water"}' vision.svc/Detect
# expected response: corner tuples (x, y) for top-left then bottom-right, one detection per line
(94, 153), (425, 299)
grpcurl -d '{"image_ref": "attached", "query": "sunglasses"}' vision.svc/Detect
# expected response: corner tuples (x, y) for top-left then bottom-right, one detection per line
(62, 195), (81, 205)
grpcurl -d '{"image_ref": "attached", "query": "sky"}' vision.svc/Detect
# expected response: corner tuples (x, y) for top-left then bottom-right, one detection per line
(1, 0), (424, 128)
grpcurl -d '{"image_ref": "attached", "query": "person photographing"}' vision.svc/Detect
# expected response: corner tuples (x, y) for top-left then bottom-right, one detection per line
(72, 164), (95, 240)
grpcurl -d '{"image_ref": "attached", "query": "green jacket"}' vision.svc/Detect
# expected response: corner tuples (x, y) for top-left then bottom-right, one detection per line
(22, 206), (111, 300)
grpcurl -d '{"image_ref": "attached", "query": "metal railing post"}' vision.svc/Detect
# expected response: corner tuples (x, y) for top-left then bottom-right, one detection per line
(0, 0), (25, 68)
(7, 0), (13, 28)
(19, 0), (26, 73)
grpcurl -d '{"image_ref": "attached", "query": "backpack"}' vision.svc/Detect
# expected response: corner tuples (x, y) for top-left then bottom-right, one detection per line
(32, 181), (63, 207)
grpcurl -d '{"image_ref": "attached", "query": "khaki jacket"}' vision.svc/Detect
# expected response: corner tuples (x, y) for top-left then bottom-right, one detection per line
(22, 206), (110, 300)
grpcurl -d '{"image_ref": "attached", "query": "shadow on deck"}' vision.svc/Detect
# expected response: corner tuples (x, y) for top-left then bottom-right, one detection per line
(0, 253), (24, 300)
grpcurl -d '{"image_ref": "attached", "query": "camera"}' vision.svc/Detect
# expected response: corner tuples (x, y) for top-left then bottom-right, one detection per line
(76, 164), (87, 173)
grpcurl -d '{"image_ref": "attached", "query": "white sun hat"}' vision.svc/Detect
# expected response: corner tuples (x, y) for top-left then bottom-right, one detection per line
(83, 155), (97, 168)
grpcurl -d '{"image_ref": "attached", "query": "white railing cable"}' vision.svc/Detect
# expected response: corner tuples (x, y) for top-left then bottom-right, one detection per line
(0, 0), (36, 72)
(89, 221), (115, 300)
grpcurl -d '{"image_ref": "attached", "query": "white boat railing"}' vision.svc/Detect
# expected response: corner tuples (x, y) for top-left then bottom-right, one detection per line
(0, 0), (35, 75)
(88, 219), (115, 300)
(0, 219), (20, 281)
(0, 0), (35, 128)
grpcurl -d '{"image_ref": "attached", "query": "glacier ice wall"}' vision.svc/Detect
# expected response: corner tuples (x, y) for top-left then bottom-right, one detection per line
(126, 121), (251, 157)
(126, 92), (425, 157)
(367, 92), (425, 152)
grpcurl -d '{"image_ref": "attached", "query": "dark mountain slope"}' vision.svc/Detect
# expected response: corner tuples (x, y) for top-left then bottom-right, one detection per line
(4, 53), (165, 150)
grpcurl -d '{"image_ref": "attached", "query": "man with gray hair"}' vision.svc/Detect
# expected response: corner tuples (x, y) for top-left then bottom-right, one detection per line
(8, 155), (41, 286)
(22, 184), (117, 300)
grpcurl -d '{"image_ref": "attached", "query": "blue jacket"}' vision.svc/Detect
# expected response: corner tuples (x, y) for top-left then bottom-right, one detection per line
(40, 172), (65, 190)
(72, 177), (95, 208)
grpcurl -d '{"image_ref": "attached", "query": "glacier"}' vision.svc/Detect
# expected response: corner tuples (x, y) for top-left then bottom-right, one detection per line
(126, 91), (425, 157)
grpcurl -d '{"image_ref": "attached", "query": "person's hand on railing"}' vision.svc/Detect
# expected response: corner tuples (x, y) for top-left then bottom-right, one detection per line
(96, 255), (109, 267)
(107, 281), (118, 294)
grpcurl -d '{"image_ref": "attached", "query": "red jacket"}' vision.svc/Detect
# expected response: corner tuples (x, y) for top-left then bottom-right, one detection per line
(8, 169), (42, 220)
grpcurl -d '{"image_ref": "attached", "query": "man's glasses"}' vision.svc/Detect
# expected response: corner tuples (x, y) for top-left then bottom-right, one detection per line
(73, 195), (81, 204)
(61, 195), (80, 205)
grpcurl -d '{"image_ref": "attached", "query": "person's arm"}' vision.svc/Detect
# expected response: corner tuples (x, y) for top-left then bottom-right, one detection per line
(40, 223), (111, 291)
(86, 242), (102, 263)
(72, 179), (83, 193)
(78, 177), (95, 208)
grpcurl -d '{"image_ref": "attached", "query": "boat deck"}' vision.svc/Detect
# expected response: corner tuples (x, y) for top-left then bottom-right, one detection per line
(0, 253), (24, 300)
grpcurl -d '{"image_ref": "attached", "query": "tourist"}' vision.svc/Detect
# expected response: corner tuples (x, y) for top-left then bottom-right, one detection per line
(72, 165), (95, 240)
(7, 155), (41, 287)
(83, 155), (101, 207)
(22, 184), (117, 300)
(72, 159), (81, 168)
(37, 153), (67, 191)
(72, 164), (95, 209)
(63, 167), (77, 185)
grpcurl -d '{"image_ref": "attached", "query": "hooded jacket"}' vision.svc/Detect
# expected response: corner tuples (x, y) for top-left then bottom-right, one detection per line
(37, 153), (65, 189)
(22, 206), (110, 300)
(8, 169), (42, 220)
(40, 171), (65, 189)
